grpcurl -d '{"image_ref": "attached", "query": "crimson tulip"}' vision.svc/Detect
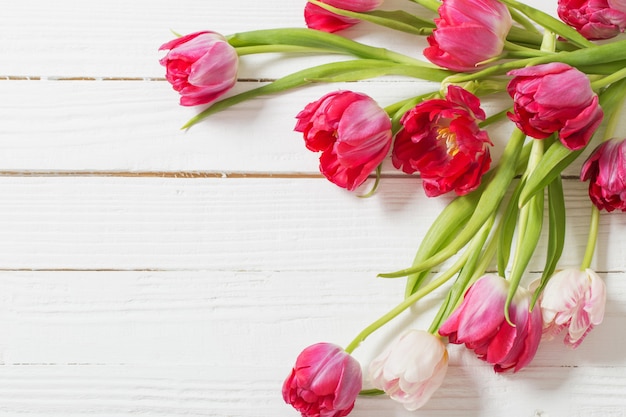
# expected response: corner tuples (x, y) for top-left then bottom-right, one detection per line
(580, 137), (626, 212)
(295, 91), (392, 191)
(558, 0), (626, 40)
(305, 0), (384, 32)
(392, 85), (492, 197)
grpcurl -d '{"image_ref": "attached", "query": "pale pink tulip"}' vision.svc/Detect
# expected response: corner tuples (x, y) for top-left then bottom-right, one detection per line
(369, 329), (448, 410)
(536, 268), (606, 348)
(609, 0), (626, 13)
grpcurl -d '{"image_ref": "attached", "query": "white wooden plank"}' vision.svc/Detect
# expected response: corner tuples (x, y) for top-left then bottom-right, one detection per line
(0, 177), (622, 272)
(0, 0), (435, 79)
(0, 364), (623, 416)
(0, 270), (624, 367)
(1, 80), (615, 175)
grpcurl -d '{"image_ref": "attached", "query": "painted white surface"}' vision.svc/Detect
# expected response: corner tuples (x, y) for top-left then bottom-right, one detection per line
(0, 0), (624, 416)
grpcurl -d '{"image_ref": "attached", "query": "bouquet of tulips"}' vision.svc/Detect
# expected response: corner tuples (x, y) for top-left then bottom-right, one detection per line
(159, 0), (626, 414)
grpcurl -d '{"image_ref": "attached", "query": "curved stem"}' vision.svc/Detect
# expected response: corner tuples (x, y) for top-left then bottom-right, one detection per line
(345, 250), (471, 354)
(581, 206), (600, 270)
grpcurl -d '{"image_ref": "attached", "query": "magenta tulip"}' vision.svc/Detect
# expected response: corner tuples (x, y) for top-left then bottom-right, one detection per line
(283, 343), (362, 417)
(305, 0), (384, 32)
(424, 0), (513, 71)
(159, 31), (238, 106)
(439, 274), (543, 372)
(580, 137), (626, 212)
(558, 0), (626, 40)
(507, 63), (603, 151)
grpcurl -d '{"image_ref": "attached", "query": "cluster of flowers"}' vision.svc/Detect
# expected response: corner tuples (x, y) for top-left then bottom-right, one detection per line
(159, 0), (626, 415)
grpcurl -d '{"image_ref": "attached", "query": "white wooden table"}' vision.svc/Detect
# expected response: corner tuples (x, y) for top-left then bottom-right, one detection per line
(1, 1), (625, 416)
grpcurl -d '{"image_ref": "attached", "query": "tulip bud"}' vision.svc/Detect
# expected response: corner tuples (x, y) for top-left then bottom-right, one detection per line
(159, 31), (239, 106)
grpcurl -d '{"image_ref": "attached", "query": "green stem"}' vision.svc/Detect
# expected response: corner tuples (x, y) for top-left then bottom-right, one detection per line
(345, 252), (468, 353)
(406, 0), (440, 12)
(380, 128), (526, 279)
(581, 206), (600, 270)
(497, 0), (595, 48)
(227, 28), (432, 66)
(234, 45), (337, 56)
(446, 39), (626, 84)
(590, 66), (626, 91)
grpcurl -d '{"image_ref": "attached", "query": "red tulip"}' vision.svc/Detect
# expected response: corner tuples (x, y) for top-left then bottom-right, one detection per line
(438, 274), (543, 373)
(159, 31), (238, 106)
(391, 85), (492, 197)
(507, 63), (603, 151)
(424, 0), (513, 71)
(283, 343), (362, 417)
(558, 0), (626, 40)
(304, 0), (384, 32)
(295, 91), (392, 191)
(580, 137), (626, 212)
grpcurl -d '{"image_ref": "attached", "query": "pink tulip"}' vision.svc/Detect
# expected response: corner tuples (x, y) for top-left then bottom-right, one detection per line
(391, 85), (492, 197)
(159, 31), (238, 106)
(507, 63), (603, 151)
(438, 274), (543, 373)
(305, 0), (384, 32)
(558, 0), (626, 40)
(369, 329), (448, 410)
(283, 343), (362, 417)
(424, 0), (513, 71)
(580, 137), (626, 212)
(535, 268), (606, 348)
(609, 0), (626, 13)
(295, 91), (392, 191)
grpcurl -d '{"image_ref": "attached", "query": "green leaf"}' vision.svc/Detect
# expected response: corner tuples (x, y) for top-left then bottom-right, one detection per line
(380, 129), (526, 280)
(530, 176), (566, 308)
(496, 178), (524, 277)
(182, 59), (448, 129)
(504, 188), (544, 323)
(518, 138), (583, 206)
(226, 28), (429, 66)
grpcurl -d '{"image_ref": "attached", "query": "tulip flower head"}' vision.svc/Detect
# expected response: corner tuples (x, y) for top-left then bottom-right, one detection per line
(424, 0), (513, 71)
(507, 63), (604, 151)
(438, 274), (543, 373)
(283, 343), (362, 417)
(609, 0), (626, 13)
(558, 0), (626, 40)
(159, 31), (239, 106)
(305, 0), (385, 32)
(580, 137), (626, 212)
(295, 90), (393, 191)
(535, 268), (606, 348)
(369, 329), (448, 411)
(392, 85), (492, 197)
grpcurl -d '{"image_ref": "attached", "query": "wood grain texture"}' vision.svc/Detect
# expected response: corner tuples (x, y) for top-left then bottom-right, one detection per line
(1, 0), (625, 415)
